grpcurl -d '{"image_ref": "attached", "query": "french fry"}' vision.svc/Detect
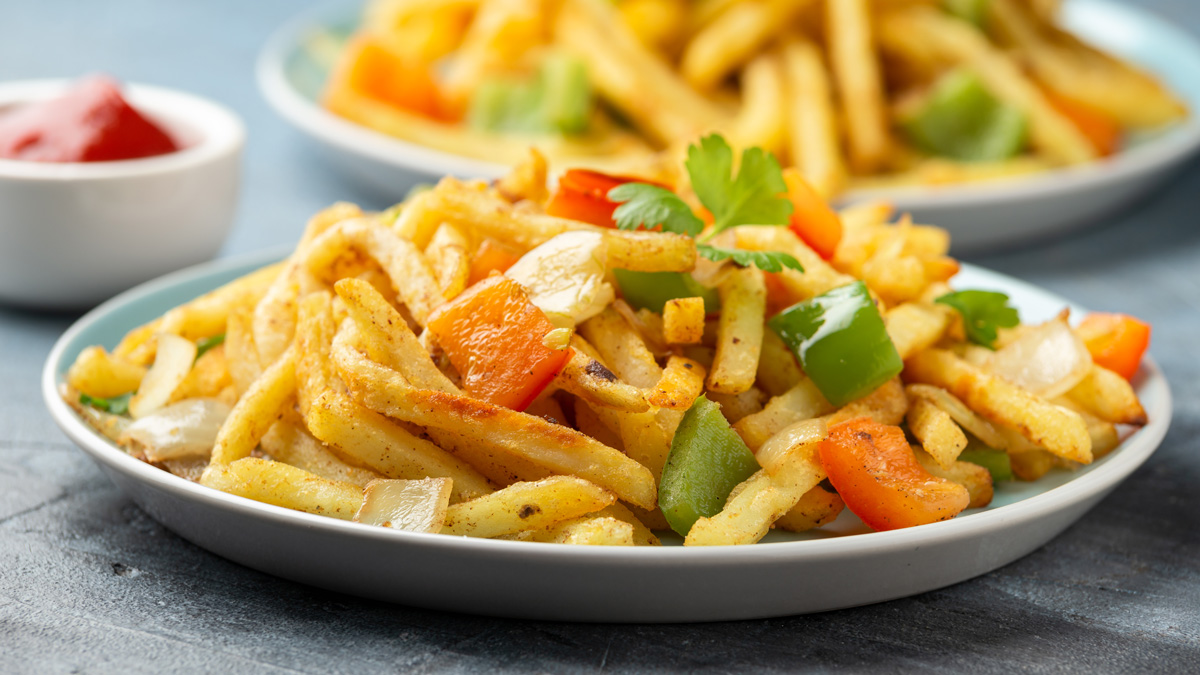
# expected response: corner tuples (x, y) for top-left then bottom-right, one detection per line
(1010, 449), (1057, 481)
(306, 217), (445, 323)
(884, 302), (953, 360)
(730, 52), (787, 156)
(906, 395), (968, 469)
(707, 266), (765, 395)
(306, 390), (493, 503)
(333, 330), (658, 509)
(773, 485), (844, 532)
(424, 222), (471, 300)
(646, 355), (706, 410)
(116, 262), (284, 366)
(905, 348), (1092, 463)
(261, 416), (382, 488)
(67, 346), (145, 399)
(756, 330), (803, 397)
(663, 296), (706, 345)
(527, 515), (636, 545)
(733, 226), (855, 300)
(495, 148), (550, 205)
(1065, 365), (1148, 426)
(334, 278), (460, 394)
(782, 38), (846, 198)
(597, 503), (661, 545)
(708, 387), (766, 424)
(827, 0), (890, 173)
(354, 477), (453, 532)
(555, 335), (650, 413)
(913, 446), (993, 508)
(907, 383), (1009, 451)
(825, 377), (908, 426)
(224, 307), (262, 398)
(208, 345), (297, 466)
(200, 457), (364, 520)
(442, 475), (616, 538)
(294, 291), (336, 418)
(169, 344), (233, 404)
(734, 377), (833, 451)
(681, 0), (813, 91)
(580, 306), (663, 388)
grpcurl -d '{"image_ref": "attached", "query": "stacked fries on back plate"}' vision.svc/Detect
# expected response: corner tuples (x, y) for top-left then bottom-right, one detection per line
(66, 135), (1150, 545)
(322, 0), (1186, 199)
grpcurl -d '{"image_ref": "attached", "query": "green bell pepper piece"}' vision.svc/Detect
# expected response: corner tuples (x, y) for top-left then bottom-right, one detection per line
(901, 69), (1028, 162)
(612, 269), (720, 314)
(942, 0), (991, 27)
(659, 395), (761, 537)
(467, 54), (592, 135)
(958, 436), (1014, 482)
(767, 280), (902, 408)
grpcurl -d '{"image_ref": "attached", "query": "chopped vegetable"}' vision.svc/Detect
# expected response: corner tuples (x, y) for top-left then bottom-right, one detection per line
(545, 169), (655, 227)
(768, 281), (903, 407)
(784, 169), (843, 261)
(195, 334), (225, 361)
(936, 289), (1019, 349)
(1045, 90), (1122, 157)
(330, 34), (444, 119)
(468, 238), (522, 286)
(504, 231), (614, 328)
(467, 53), (592, 135)
(901, 69), (1028, 162)
(696, 245), (802, 273)
(609, 183), (703, 235)
(426, 275), (573, 411)
(659, 396), (761, 536)
(958, 441), (1014, 483)
(819, 418), (970, 531)
(686, 134), (793, 236)
(1076, 312), (1151, 380)
(80, 392), (132, 416)
(612, 269), (720, 314)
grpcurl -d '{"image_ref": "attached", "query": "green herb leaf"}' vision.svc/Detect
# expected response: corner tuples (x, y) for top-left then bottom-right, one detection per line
(80, 392), (133, 416)
(608, 183), (705, 236)
(935, 290), (1020, 349)
(696, 245), (803, 273)
(195, 334), (226, 361)
(685, 134), (792, 236)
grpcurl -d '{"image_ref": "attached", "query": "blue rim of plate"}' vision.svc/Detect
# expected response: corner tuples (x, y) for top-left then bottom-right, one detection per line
(42, 248), (1173, 563)
(257, 0), (1200, 205)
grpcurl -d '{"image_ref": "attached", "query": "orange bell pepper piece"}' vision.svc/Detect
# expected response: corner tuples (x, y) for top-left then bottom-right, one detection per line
(1045, 91), (1121, 157)
(783, 169), (842, 261)
(331, 34), (445, 120)
(1076, 313), (1151, 380)
(545, 169), (670, 228)
(818, 418), (969, 531)
(426, 275), (572, 411)
(467, 238), (522, 286)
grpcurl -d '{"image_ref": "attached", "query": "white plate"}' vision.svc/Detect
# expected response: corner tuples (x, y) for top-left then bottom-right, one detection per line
(258, 0), (1200, 254)
(42, 249), (1171, 622)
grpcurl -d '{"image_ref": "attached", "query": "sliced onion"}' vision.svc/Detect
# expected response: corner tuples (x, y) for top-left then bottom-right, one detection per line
(128, 333), (197, 419)
(353, 478), (451, 532)
(505, 231), (614, 328)
(986, 317), (1092, 400)
(120, 398), (232, 462)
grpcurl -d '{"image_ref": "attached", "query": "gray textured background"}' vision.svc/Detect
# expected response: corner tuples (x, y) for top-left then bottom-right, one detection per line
(2, 0), (1199, 672)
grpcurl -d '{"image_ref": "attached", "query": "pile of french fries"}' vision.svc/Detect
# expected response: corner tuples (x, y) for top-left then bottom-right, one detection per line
(326, 0), (1187, 197)
(64, 151), (1148, 546)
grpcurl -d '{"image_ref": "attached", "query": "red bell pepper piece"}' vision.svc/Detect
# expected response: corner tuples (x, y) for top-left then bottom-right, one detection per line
(1076, 313), (1151, 380)
(819, 418), (969, 531)
(425, 275), (572, 411)
(545, 169), (669, 227)
(784, 169), (842, 261)
(1045, 90), (1121, 157)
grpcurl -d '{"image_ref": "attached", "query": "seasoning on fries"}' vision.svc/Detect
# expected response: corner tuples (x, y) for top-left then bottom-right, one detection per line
(65, 133), (1151, 545)
(319, 0), (1187, 198)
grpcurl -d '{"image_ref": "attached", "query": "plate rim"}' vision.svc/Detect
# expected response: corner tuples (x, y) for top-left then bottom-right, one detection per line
(256, 0), (1200, 208)
(42, 248), (1174, 566)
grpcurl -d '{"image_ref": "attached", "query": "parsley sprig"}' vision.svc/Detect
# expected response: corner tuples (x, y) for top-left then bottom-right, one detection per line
(936, 290), (1020, 349)
(607, 134), (801, 273)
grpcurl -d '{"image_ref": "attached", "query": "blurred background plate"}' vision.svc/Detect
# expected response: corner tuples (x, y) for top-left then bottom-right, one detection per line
(43, 251), (1171, 622)
(258, 0), (1200, 255)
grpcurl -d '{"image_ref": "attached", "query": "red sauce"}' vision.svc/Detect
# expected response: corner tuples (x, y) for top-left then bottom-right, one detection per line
(0, 76), (180, 162)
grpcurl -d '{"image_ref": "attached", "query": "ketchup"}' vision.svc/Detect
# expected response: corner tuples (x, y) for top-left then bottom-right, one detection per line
(0, 76), (180, 162)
